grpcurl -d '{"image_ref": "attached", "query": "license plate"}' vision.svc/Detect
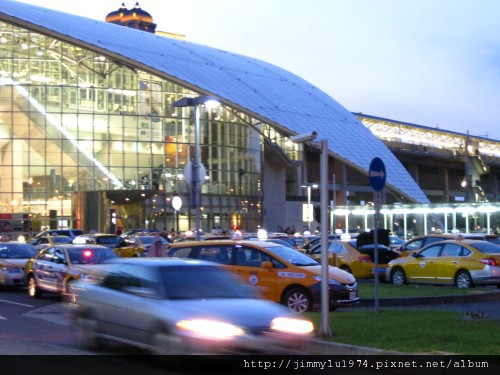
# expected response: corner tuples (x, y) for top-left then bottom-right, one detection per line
(349, 291), (357, 300)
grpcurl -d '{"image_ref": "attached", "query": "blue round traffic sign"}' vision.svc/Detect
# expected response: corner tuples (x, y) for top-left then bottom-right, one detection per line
(369, 157), (386, 191)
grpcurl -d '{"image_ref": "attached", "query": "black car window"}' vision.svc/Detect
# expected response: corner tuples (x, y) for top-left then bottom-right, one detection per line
(168, 247), (193, 258)
(0, 244), (36, 258)
(405, 239), (424, 250)
(53, 248), (66, 263)
(234, 246), (286, 269)
(102, 270), (140, 292)
(329, 242), (348, 254)
(40, 247), (56, 261)
(419, 245), (442, 258)
(160, 265), (247, 300)
(235, 247), (270, 267)
(196, 246), (232, 265)
(470, 242), (500, 254)
(440, 243), (463, 257)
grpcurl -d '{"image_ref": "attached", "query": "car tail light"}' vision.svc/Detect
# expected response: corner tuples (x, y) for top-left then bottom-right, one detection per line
(480, 258), (498, 267)
(358, 255), (372, 263)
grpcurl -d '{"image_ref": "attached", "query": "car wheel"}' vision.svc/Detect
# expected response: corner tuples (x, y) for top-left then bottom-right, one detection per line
(151, 327), (185, 356)
(75, 311), (101, 350)
(283, 287), (311, 313)
(391, 268), (406, 286)
(455, 270), (473, 288)
(340, 265), (352, 274)
(27, 275), (41, 298)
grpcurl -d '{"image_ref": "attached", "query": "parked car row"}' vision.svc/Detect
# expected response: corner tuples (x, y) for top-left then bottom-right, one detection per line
(303, 231), (499, 289)
(0, 230), (170, 299)
(386, 239), (500, 288)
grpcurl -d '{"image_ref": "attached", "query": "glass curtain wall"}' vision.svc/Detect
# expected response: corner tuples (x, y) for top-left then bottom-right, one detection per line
(0, 22), (268, 236)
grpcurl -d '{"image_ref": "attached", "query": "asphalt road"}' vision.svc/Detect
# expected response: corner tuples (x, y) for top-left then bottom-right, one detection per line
(1, 288), (499, 375)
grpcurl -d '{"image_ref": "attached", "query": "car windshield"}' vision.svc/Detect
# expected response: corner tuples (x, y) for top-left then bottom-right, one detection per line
(160, 265), (249, 299)
(0, 243), (36, 258)
(68, 247), (118, 264)
(470, 242), (500, 254)
(266, 245), (318, 266)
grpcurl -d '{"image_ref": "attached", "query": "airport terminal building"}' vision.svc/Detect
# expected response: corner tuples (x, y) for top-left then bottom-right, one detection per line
(0, 1), (498, 236)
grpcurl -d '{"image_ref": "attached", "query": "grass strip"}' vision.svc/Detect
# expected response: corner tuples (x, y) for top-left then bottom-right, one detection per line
(305, 309), (499, 355)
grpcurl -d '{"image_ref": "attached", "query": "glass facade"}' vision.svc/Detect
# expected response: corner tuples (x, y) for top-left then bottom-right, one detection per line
(0, 22), (299, 235)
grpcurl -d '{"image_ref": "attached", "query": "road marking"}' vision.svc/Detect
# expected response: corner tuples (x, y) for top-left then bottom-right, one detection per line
(0, 298), (34, 308)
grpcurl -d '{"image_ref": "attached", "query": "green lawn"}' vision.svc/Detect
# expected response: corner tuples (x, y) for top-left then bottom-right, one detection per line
(304, 283), (500, 355)
(305, 309), (499, 355)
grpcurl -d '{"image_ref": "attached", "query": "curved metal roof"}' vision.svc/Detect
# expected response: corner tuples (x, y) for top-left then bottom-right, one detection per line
(1, 0), (429, 203)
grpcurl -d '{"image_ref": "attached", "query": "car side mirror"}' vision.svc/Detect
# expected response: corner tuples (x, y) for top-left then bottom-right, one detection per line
(261, 261), (273, 270)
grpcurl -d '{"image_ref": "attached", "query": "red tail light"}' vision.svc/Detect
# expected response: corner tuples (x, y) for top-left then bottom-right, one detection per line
(480, 258), (498, 267)
(358, 255), (372, 263)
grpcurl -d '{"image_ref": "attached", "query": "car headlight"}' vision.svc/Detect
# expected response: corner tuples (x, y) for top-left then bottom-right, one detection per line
(313, 275), (341, 285)
(176, 319), (244, 340)
(270, 317), (314, 335)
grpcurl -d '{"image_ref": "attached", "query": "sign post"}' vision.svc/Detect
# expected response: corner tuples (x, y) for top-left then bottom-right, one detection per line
(369, 157), (386, 313)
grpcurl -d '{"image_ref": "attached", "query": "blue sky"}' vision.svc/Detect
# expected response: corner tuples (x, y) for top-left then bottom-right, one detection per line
(15, 0), (500, 140)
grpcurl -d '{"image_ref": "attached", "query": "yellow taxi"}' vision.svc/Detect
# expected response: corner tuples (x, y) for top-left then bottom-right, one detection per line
(73, 234), (145, 257)
(396, 233), (490, 257)
(306, 239), (399, 279)
(386, 239), (500, 288)
(167, 240), (359, 313)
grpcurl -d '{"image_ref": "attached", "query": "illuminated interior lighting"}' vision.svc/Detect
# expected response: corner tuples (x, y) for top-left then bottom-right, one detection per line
(0, 78), (123, 188)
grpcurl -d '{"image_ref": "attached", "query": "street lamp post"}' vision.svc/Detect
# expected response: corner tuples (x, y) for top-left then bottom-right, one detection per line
(291, 131), (332, 337)
(173, 96), (219, 241)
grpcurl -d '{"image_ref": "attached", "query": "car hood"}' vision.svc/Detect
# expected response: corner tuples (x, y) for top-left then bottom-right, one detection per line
(157, 298), (297, 328)
(0, 259), (30, 268)
(303, 265), (356, 284)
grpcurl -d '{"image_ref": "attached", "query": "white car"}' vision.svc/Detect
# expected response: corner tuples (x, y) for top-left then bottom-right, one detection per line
(71, 258), (315, 355)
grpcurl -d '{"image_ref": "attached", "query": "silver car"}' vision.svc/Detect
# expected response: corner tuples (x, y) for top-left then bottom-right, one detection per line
(0, 241), (37, 287)
(71, 258), (315, 355)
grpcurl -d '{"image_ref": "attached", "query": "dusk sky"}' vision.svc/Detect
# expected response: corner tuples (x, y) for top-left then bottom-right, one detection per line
(15, 0), (500, 140)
